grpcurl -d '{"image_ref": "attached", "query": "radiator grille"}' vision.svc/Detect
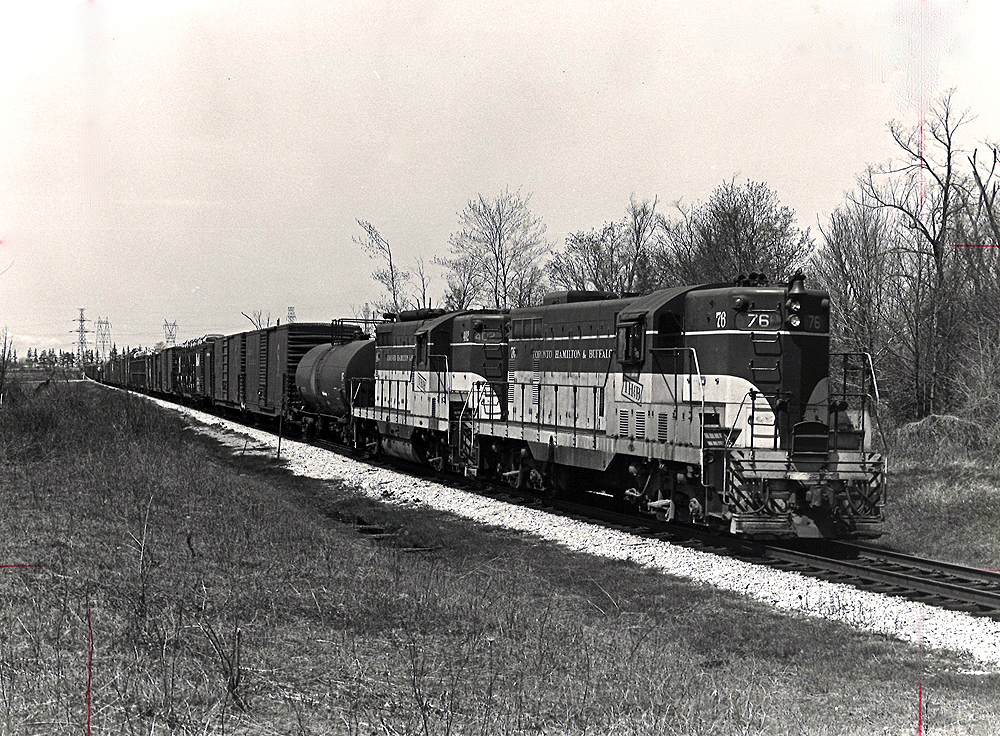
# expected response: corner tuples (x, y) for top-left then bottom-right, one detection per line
(657, 413), (670, 442)
(619, 409), (629, 436)
(635, 411), (646, 439)
(531, 358), (540, 406)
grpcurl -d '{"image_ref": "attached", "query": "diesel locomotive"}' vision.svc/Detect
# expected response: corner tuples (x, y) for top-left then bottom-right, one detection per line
(92, 274), (884, 540)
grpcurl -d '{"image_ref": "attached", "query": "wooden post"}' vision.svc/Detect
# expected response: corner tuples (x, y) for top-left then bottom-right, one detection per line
(277, 372), (286, 459)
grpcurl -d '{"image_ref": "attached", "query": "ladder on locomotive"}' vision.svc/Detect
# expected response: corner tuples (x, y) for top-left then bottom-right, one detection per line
(747, 330), (782, 448)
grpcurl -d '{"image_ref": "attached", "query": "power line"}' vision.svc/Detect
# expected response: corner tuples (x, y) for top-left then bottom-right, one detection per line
(163, 320), (178, 346)
(73, 309), (91, 362)
(96, 318), (111, 361)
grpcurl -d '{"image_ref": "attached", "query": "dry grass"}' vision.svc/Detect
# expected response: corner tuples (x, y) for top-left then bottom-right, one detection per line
(878, 415), (1000, 568)
(0, 379), (998, 734)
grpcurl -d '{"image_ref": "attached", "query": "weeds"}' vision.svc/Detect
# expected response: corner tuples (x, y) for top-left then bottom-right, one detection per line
(0, 384), (997, 733)
(874, 413), (1000, 567)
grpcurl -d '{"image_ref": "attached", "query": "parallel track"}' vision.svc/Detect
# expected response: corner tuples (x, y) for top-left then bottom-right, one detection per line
(771, 542), (1000, 619)
(555, 498), (1000, 620)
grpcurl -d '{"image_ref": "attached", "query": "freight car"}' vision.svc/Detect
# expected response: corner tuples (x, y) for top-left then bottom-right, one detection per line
(91, 274), (884, 540)
(96, 322), (365, 417)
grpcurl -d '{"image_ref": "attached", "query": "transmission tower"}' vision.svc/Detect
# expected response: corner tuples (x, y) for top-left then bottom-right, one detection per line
(96, 318), (112, 361)
(163, 320), (178, 346)
(286, 307), (297, 324)
(73, 308), (91, 363)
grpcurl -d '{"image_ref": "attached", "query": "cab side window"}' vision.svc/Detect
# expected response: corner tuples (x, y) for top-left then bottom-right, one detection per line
(616, 320), (644, 364)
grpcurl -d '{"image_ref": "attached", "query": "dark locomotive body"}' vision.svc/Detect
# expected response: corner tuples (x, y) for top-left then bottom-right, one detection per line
(92, 276), (884, 540)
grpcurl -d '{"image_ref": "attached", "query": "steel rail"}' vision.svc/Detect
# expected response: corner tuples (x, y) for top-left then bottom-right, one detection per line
(761, 545), (1000, 617)
(93, 382), (1000, 620)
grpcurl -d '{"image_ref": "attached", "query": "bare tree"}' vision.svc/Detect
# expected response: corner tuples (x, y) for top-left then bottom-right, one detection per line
(855, 91), (974, 417)
(436, 251), (483, 311)
(654, 180), (813, 285)
(622, 195), (660, 294)
(354, 220), (410, 314)
(813, 199), (902, 359)
(411, 256), (433, 309)
(547, 195), (661, 296)
(439, 188), (548, 310)
(858, 92), (971, 290)
(967, 143), (1000, 247)
(548, 221), (626, 293)
(241, 310), (271, 330)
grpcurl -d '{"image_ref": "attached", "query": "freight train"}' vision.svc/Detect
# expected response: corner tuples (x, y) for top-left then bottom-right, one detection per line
(89, 274), (885, 539)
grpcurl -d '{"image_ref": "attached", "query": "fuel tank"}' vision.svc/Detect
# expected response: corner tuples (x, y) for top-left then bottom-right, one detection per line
(295, 339), (375, 417)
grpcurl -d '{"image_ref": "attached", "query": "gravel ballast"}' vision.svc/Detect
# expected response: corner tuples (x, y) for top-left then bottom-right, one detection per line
(153, 397), (1000, 669)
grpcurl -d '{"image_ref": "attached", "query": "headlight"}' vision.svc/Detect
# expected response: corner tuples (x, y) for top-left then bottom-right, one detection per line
(786, 299), (801, 312)
(789, 315), (802, 327)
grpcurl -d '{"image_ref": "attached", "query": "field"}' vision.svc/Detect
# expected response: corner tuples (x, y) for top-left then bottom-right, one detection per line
(0, 379), (998, 735)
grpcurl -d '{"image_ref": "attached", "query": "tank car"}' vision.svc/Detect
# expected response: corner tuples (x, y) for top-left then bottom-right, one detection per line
(295, 337), (375, 443)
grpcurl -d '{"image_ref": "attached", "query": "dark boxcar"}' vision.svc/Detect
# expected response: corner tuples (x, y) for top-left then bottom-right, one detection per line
(127, 354), (148, 391)
(213, 333), (247, 410)
(150, 347), (173, 396)
(244, 323), (336, 418)
(175, 336), (220, 402)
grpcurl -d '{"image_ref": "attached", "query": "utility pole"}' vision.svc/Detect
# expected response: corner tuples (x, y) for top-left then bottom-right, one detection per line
(163, 320), (178, 346)
(95, 318), (111, 361)
(286, 307), (297, 324)
(73, 308), (91, 364)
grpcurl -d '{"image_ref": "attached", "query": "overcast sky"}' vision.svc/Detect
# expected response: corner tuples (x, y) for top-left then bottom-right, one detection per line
(1, 0), (997, 353)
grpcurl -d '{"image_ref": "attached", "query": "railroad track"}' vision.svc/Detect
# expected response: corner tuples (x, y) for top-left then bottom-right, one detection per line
(309, 438), (1000, 620)
(597, 512), (1000, 620)
(108, 386), (1000, 623)
(766, 542), (1000, 619)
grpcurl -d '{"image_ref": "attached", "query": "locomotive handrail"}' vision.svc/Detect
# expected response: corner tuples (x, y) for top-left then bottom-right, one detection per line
(829, 352), (880, 403)
(427, 354), (451, 397)
(727, 392), (753, 447)
(864, 352), (880, 403)
(650, 346), (705, 449)
(828, 352), (881, 450)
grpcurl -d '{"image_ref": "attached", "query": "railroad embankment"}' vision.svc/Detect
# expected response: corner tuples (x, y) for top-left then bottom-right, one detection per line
(1, 380), (998, 735)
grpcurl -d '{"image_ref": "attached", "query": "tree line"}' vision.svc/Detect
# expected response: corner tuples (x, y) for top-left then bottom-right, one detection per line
(360, 181), (813, 315)
(357, 90), (1000, 429)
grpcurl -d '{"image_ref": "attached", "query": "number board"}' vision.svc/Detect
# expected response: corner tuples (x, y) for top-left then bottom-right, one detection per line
(735, 311), (780, 330)
(800, 314), (828, 332)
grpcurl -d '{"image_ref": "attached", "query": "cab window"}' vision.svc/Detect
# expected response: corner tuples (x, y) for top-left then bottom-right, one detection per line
(616, 320), (644, 364)
(415, 334), (428, 365)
